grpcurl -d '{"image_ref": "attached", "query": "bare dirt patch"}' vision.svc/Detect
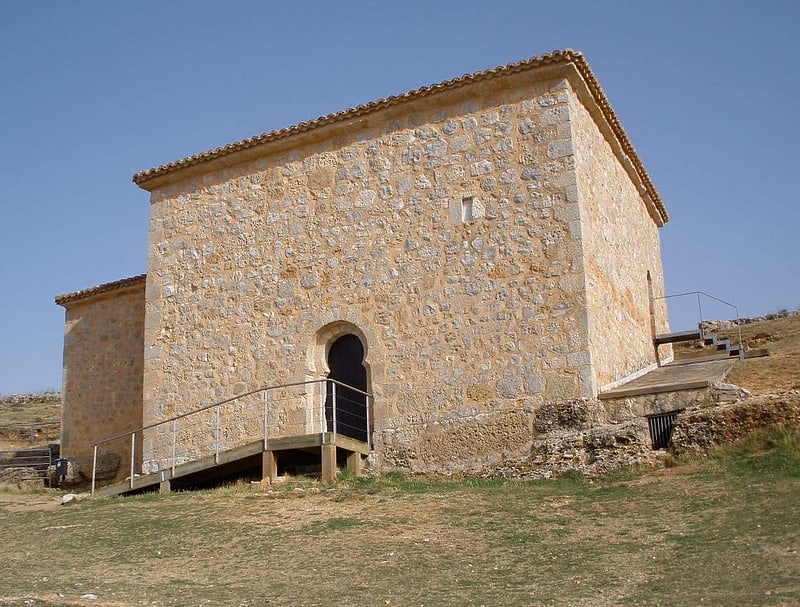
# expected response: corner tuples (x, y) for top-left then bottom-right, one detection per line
(0, 491), (63, 513)
(631, 461), (704, 484)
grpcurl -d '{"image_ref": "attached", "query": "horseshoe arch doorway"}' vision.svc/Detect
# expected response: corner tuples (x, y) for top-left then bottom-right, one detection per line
(325, 333), (369, 443)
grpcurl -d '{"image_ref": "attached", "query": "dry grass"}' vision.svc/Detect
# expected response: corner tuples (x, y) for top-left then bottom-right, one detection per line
(0, 400), (60, 451)
(0, 440), (798, 607)
(0, 400), (60, 426)
(724, 315), (800, 393)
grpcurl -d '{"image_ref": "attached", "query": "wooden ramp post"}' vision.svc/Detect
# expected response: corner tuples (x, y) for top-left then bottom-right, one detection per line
(346, 451), (362, 476)
(261, 450), (277, 484)
(321, 443), (337, 484)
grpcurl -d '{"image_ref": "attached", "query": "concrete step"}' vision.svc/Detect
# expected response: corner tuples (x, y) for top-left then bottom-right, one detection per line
(600, 358), (736, 399)
(654, 330), (702, 345)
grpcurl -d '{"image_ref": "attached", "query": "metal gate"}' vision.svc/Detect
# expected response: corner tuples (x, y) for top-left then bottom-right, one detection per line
(646, 410), (682, 450)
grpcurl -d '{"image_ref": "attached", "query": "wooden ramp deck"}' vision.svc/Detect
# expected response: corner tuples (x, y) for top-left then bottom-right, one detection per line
(94, 432), (370, 498)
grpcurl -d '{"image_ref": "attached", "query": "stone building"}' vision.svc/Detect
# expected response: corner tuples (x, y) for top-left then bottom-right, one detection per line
(57, 50), (673, 486)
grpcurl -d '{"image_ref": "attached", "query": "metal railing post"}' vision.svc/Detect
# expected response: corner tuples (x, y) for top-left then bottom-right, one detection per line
(331, 381), (337, 439)
(319, 380), (325, 434)
(735, 304), (744, 359)
(130, 433), (135, 489)
(365, 394), (371, 450)
(697, 292), (704, 335)
(91, 445), (98, 495)
(172, 418), (177, 476)
(215, 405), (221, 464)
(264, 390), (269, 451)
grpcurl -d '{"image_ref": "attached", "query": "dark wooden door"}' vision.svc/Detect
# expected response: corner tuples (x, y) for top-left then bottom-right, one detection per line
(325, 334), (368, 442)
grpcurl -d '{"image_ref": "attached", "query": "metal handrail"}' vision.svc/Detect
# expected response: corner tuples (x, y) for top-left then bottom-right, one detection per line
(654, 290), (744, 357)
(91, 378), (373, 495)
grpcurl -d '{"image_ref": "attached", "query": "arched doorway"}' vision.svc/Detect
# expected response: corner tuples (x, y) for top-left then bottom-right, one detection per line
(325, 334), (368, 443)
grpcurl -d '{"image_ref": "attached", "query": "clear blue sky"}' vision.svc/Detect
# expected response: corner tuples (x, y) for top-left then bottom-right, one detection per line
(1, 1), (798, 394)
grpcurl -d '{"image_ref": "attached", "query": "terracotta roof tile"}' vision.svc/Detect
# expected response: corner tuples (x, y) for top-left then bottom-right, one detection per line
(55, 274), (146, 306)
(132, 49), (668, 224)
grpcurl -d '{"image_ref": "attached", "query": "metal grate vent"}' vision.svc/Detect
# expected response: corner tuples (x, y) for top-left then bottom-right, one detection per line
(646, 410), (682, 450)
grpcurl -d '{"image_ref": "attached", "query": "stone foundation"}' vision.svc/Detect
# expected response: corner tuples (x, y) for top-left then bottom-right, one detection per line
(671, 390), (800, 455)
(480, 387), (799, 480)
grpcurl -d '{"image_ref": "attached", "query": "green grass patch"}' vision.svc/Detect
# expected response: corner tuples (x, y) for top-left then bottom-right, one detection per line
(301, 516), (365, 535)
(711, 427), (800, 476)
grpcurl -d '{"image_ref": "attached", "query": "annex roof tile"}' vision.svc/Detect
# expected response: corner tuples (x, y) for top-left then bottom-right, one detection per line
(55, 274), (146, 306)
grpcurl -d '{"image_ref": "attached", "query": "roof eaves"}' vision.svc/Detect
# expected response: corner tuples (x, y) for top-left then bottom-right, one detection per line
(567, 54), (669, 225)
(132, 49), (581, 188)
(132, 48), (667, 225)
(55, 274), (147, 307)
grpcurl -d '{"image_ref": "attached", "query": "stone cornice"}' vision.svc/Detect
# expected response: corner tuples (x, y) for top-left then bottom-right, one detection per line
(55, 274), (147, 307)
(132, 49), (668, 225)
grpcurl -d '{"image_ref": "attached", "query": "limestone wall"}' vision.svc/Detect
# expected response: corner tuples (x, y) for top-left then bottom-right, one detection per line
(569, 93), (671, 391)
(59, 281), (145, 482)
(141, 71), (607, 473)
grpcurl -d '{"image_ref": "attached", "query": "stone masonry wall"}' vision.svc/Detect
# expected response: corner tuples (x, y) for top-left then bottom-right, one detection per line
(141, 69), (663, 474)
(569, 93), (671, 390)
(60, 283), (145, 482)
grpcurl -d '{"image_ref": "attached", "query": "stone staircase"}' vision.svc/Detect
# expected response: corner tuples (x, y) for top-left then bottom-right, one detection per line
(0, 446), (55, 483)
(654, 329), (743, 358)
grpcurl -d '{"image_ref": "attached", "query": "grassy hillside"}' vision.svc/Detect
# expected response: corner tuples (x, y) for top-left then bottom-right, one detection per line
(724, 314), (800, 393)
(0, 399), (60, 451)
(0, 399), (60, 426)
(0, 429), (798, 606)
(673, 312), (800, 394)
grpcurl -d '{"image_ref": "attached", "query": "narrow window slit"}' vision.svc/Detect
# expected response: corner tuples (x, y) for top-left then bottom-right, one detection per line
(461, 196), (475, 223)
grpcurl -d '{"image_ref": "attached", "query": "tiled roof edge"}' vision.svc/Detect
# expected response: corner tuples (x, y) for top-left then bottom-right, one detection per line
(132, 49), (667, 224)
(567, 53), (668, 224)
(55, 274), (147, 306)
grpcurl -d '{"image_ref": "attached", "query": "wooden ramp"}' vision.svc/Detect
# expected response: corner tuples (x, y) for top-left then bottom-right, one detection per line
(94, 432), (369, 498)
